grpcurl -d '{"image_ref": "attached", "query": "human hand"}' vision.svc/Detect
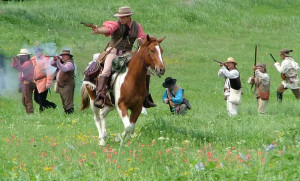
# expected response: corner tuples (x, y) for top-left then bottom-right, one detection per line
(91, 26), (99, 34)
(164, 99), (169, 104)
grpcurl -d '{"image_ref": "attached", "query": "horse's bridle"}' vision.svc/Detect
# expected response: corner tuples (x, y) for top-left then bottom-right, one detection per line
(143, 44), (160, 76)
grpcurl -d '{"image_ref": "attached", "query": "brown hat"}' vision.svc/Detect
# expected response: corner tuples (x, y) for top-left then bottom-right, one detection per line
(280, 48), (293, 57)
(225, 57), (237, 65)
(114, 6), (135, 17)
(60, 50), (73, 57)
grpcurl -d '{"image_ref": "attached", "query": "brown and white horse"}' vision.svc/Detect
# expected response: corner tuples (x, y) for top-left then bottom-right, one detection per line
(81, 35), (165, 145)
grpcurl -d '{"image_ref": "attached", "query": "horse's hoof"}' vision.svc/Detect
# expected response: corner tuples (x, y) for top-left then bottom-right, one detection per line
(99, 139), (106, 146)
(114, 133), (121, 143)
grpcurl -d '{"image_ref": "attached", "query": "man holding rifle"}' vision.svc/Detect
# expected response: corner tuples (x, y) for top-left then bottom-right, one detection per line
(217, 57), (242, 116)
(273, 49), (300, 102)
(11, 49), (35, 114)
(248, 63), (270, 114)
(87, 6), (156, 109)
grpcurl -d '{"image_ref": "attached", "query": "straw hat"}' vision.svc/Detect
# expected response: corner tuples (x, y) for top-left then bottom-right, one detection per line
(60, 50), (73, 57)
(225, 57), (237, 65)
(162, 77), (177, 88)
(280, 48), (293, 57)
(17, 49), (31, 56)
(114, 6), (135, 17)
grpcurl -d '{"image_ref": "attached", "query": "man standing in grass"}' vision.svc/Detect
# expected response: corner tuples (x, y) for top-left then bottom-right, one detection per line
(248, 63), (270, 114)
(31, 46), (57, 112)
(162, 77), (188, 115)
(218, 57), (242, 116)
(51, 50), (75, 114)
(90, 6), (156, 109)
(11, 49), (35, 114)
(274, 49), (300, 102)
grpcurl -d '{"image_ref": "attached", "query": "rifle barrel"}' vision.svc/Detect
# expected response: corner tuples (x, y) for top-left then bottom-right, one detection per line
(214, 59), (223, 64)
(270, 53), (277, 62)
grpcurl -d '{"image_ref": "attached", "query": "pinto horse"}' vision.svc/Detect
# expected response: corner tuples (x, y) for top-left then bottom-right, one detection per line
(81, 35), (165, 146)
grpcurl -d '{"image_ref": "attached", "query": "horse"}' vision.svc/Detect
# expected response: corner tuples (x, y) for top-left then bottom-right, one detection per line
(81, 35), (165, 146)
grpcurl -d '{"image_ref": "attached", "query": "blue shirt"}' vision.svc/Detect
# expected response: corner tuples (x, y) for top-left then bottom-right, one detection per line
(162, 88), (184, 105)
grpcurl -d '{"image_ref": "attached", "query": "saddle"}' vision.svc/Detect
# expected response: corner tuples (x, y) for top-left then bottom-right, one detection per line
(84, 53), (132, 105)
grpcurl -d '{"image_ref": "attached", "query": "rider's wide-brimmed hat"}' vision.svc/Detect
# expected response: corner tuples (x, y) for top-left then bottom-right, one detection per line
(60, 50), (73, 57)
(225, 57), (237, 65)
(162, 77), (177, 88)
(280, 48), (293, 57)
(17, 48), (31, 56)
(114, 6), (135, 17)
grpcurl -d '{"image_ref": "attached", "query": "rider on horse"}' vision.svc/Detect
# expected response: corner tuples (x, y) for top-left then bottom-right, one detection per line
(90, 6), (156, 109)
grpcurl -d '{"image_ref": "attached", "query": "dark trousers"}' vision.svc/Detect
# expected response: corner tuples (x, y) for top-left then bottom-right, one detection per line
(34, 88), (56, 111)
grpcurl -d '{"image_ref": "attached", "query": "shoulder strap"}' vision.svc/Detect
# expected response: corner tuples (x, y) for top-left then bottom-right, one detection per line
(96, 36), (123, 63)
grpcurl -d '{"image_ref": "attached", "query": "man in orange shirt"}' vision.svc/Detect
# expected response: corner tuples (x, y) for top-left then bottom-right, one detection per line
(31, 46), (56, 112)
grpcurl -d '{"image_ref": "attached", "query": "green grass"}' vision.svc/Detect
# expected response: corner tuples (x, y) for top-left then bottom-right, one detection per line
(0, 0), (300, 180)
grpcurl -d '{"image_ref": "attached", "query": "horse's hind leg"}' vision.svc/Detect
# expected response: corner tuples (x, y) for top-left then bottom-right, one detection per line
(91, 104), (106, 146)
(99, 106), (114, 140)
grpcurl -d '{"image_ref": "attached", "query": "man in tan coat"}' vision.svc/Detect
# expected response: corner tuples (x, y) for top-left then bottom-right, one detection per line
(248, 63), (270, 114)
(51, 50), (75, 114)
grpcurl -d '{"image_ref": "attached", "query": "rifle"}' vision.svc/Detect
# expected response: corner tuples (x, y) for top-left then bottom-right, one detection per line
(45, 55), (59, 58)
(269, 53), (277, 62)
(251, 45), (257, 89)
(270, 53), (286, 80)
(80, 22), (97, 29)
(214, 59), (223, 64)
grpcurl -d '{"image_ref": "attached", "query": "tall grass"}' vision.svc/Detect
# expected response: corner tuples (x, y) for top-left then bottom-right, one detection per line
(0, 0), (300, 180)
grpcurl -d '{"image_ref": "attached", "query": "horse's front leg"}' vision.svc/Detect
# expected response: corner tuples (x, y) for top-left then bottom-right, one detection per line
(116, 103), (135, 141)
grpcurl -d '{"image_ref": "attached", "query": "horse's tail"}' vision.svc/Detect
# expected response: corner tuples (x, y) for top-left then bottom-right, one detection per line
(80, 81), (92, 111)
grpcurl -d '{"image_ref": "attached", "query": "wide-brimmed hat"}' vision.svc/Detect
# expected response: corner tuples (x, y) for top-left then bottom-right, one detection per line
(60, 50), (73, 57)
(280, 48), (293, 57)
(256, 63), (267, 72)
(17, 48), (31, 56)
(225, 57), (237, 65)
(114, 6), (135, 17)
(162, 77), (177, 88)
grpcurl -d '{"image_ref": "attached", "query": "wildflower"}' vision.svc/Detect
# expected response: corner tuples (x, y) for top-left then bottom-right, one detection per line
(91, 151), (96, 157)
(195, 162), (205, 171)
(11, 135), (15, 140)
(43, 166), (52, 171)
(158, 151), (162, 155)
(129, 168), (134, 172)
(30, 138), (34, 143)
(166, 148), (170, 154)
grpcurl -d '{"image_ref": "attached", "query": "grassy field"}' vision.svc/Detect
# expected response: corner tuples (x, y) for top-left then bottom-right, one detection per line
(0, 0), (300, 180)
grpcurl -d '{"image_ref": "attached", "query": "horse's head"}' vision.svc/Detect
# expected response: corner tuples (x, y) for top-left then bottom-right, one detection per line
(141, 35), (165, 77)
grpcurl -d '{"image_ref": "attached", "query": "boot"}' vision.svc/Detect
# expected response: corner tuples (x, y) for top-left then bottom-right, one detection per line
(277, 91), (283, 103)
(94, 76), (109, 108)
(143, 75), (157, 108)
(65, 107), (74, 114)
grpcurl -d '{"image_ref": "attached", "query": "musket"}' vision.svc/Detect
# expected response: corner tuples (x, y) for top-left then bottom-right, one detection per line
(80, 22), (97, 29)
(214, 59), (223, 64)
(251, 45), (257, 89)
(270, 53), (285, 80)
(269, 53), (277, 62)
(45, 55), (58, 58)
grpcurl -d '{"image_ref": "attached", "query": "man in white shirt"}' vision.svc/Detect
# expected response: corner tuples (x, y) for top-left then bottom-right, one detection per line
(274, 49), (299, 102)
(218, 57), (241, 116)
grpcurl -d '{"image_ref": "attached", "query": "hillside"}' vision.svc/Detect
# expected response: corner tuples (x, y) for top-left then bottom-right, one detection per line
(0, 0), (300, 180)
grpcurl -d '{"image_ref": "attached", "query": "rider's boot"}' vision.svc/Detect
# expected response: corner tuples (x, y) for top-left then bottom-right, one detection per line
(143, 75), (157, 108)
(94, 76), (109, 108)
